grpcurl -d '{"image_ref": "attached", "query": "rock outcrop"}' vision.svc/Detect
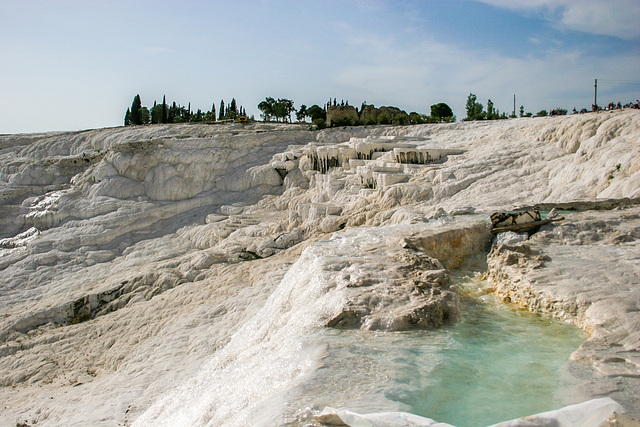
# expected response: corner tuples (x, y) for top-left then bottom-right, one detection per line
(486, 204), (640, 414)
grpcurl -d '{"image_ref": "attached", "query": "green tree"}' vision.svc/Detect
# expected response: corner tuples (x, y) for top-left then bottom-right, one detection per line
(166, 101), (177, 123)
(306, 105), (326, 121)
(130, 94), (143, 125)
(151, 103), (163, 124)
(258, 97), (294, 122)
(394, 112), (409, 125)
(430, 103), (454, 122)
(296, 104), (308, 122)
(229, 98), (237, 118)
(276, 98), (295, 122)
(465, 93), (484, 121)
(140, 107), (150, 124)
(150, 101), (158, 124)
(190, 108), (205, 122)
(162, 95), (168, 124)
(219, 100), (225, 120)
(124, 108), (131, 126)
(486, 99), (495, 119)
(258, 97), (276, 121)
(409, 112), (428, 124)
(519, 105), (525, 117)
(313, 118), (326, 129)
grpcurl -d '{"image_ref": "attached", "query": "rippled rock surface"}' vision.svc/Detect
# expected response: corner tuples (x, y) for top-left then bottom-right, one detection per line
(1, 111), (640, 425)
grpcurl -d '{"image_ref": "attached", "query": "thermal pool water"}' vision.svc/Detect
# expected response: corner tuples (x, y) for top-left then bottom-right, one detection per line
(302, 274), (586, 426)
(133, 227), (585, 427)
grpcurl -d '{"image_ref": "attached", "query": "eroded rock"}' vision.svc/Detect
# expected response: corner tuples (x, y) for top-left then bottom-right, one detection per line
(326, 249), (459, 331)
(486, 206), (640, 414)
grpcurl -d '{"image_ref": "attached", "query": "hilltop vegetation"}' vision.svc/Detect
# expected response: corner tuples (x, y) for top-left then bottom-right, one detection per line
(123, 92), (638, 130)
(124, 94), (249, 125)
(123, 94), (457, 128)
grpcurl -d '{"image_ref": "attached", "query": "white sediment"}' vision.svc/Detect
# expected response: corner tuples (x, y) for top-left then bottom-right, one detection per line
(1, 111), (639, 425)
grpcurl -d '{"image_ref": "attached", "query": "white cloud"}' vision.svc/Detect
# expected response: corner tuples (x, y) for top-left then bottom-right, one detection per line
(476, 0), (640, 39)
(332, 31), (640, 119)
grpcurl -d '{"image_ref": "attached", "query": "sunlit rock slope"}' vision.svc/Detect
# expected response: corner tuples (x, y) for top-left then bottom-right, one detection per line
(1, 110), (639, 425)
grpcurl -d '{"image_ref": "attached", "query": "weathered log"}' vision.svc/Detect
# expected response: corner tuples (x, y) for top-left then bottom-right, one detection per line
(491, 216), (565, 233)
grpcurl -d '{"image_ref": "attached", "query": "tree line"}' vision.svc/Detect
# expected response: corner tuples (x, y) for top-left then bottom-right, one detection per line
(257, 97), (455, 128)
(124, 94), (456, 128)
(464, 93), (568, 121)
(124, 94), (248, 125)
(125, 92), (574, 128)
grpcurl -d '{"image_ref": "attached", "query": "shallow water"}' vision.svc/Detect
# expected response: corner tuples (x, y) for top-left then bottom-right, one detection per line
(134, 228), (586, 427)
(292, 267), (586, 426)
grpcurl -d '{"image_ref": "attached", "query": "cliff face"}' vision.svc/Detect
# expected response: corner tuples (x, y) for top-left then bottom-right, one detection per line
(1, 111), (639, 425)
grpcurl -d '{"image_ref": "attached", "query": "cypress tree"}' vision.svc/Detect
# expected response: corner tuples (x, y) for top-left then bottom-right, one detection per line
(168, 101), (178, 123)
(230, 98), (237, 116)
(162, 95), (167, 124)
(219, 100), (225, 120)
(151, 101), (158, 124)
(130, 94), (142, 125)
(124, 108), (131, 126)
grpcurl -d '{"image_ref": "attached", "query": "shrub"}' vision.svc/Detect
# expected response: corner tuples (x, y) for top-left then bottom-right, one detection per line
(313, 118), (327, 129)
(331, 116), (354, 127)
(394, 113), (409, 125)
(378, 114), (391, 125)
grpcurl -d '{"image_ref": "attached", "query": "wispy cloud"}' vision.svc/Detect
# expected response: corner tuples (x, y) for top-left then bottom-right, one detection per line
(333, 30), (639, 117)
(475, 0), (640, 39)
(2, 0), (639, 133)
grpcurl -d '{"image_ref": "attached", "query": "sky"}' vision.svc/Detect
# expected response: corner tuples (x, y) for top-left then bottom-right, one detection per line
(1, 0), (639, 134)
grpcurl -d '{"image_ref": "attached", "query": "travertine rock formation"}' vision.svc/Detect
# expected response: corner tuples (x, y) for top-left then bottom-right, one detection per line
(1, 110), (639, 425)
(487, 203), (640, 413)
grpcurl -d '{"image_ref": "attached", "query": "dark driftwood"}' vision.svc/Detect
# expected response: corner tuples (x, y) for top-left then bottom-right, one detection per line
(491, 216), (565, 234)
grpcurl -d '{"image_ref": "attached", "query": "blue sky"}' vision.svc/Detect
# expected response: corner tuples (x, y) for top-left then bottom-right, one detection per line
(1, 0), (639, 133)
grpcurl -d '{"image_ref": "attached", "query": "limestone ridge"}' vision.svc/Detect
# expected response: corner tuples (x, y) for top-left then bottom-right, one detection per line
(1, 111), (640, 424)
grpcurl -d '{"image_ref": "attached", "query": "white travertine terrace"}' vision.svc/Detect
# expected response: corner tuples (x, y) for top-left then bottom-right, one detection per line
(1, 111), (639, 426)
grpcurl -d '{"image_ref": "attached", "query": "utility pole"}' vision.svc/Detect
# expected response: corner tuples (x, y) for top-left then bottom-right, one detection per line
(594, 79), (598, 111)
